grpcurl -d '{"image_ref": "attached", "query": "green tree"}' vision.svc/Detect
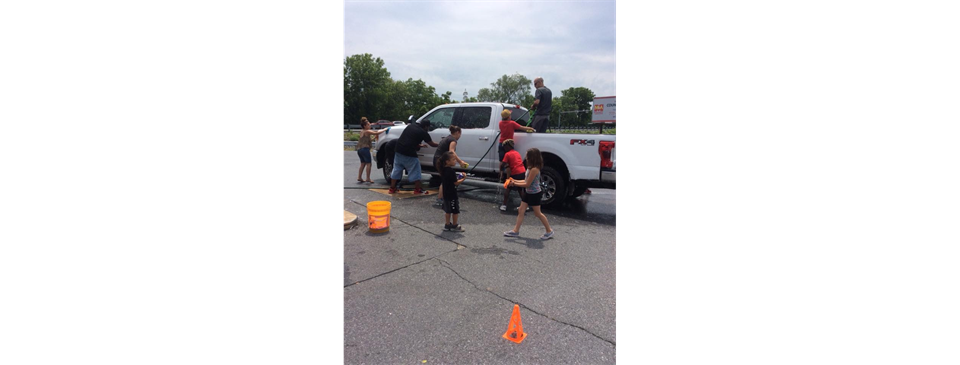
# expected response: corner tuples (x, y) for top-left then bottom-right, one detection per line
(439, 91), (453, 104)
(402, 78), (442, 118)
(489, 74), (533, 104)
(343, 53), (464, 123)
(473, 74), (535, 104)
(380, 79), (408, 121)
(475, 88), (495, 102)
(343, 53), (392, 125)
(557, 87), (596, 126)
(521, 94), (535, 109)
(549, 97), (564, 126)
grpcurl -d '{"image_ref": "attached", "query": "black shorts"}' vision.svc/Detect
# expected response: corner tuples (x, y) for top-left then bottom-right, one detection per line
(521, 191), (543, 206)
(498, 144), (505, 163)
(442, 198), (460, 214)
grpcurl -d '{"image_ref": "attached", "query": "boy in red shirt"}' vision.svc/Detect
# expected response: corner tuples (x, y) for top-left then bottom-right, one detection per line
(498, 109), (535, 162)
(500, 139), (528, 212)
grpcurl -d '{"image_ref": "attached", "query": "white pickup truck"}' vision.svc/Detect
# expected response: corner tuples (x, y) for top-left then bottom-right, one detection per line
(374, 102), (615, 207)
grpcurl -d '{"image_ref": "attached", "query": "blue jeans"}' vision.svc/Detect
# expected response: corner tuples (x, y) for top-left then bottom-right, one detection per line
(391, 153), (422, 182)
(356, 147), (371, 163)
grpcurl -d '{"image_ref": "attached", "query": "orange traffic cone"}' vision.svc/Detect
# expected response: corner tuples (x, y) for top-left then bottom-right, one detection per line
(502, 304), (527, 344)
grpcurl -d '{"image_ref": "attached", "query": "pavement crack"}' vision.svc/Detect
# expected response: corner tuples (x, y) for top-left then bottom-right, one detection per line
(393, 216), (470, 249)
(343, 200), (467, 288)
(344, 249), (456, 288)
(348, 199), (469, 250)
(436, 258), (615, 347)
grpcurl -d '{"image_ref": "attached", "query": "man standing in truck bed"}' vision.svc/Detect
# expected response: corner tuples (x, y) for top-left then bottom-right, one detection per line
(530, 77), (553, 133)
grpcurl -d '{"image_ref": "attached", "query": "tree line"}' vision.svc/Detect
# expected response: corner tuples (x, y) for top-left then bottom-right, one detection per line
(344, 53), (599, 126)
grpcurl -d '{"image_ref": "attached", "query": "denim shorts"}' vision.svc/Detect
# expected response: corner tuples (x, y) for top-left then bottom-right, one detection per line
(391, 153), (422, 181)
(356, 147), (371, 163)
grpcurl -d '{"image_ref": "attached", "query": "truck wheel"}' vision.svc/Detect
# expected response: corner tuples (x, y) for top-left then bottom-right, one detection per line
(382, 158), (394, 183)
(539, 166), (567, 208)
(570, 185), (589, 198)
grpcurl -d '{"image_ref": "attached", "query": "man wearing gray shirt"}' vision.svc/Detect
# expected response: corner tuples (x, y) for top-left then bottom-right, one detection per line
(530, 77), (552, 133)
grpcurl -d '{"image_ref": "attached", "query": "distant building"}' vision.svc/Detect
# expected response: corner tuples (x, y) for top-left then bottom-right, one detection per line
(463, 89), (468, 102)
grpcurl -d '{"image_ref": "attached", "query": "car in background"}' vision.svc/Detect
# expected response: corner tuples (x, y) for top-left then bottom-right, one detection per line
(393, 121), (405, 126)
(373, 120), (395, 129)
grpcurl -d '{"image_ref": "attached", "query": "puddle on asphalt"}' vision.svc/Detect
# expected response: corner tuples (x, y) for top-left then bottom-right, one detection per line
(470, 245), (520, 259)
(470, 245), (520, 256)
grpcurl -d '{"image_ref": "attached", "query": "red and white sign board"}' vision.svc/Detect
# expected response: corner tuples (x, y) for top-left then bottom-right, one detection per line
(592, 96), (615, 123)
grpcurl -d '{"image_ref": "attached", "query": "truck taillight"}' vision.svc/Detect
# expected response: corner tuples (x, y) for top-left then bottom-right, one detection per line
(599, 141), (615, 169)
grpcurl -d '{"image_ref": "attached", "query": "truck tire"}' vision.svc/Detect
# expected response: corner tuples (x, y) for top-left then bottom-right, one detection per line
(382, 158), (394, 183)
(539, 165), (567, 208)
(570, 185), (589, 198)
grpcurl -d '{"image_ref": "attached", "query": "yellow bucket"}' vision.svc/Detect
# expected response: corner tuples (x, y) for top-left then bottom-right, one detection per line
(366, 201), (391, 233)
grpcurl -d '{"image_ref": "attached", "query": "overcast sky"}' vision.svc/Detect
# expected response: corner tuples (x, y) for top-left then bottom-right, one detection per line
(344, 0), (616, 101)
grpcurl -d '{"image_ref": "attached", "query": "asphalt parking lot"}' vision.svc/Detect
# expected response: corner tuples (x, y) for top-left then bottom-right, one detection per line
(343, 151), (616, 364)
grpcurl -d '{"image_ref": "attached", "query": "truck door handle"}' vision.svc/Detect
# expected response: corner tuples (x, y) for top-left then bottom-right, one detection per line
(479, 137), (489, 140)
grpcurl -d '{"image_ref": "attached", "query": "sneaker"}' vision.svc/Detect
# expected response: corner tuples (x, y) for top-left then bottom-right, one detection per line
(540, 231), (555, 240)
(413, 189), (430, 195)
(388, 188), (398, 194)
(447, 224), (464, 232)
(499, 205), (508, 211)
(503, 230), (519, 237)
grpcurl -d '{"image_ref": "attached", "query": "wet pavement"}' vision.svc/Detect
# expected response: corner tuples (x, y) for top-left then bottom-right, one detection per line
(342, 151), (616, 364)
(343, 151), (616, 225)
(457, 186), (616, 226)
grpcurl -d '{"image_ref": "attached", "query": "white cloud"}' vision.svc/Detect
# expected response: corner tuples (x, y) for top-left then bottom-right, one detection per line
(345, 0), (616, 99)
